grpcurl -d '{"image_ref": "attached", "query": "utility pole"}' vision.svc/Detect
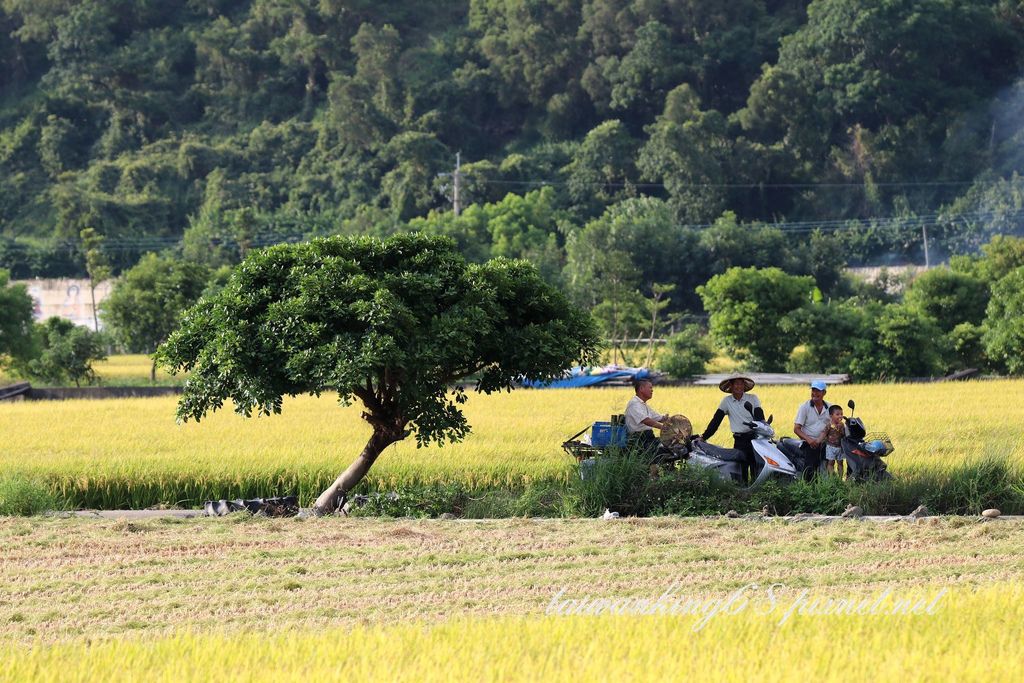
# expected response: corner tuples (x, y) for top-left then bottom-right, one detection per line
(922, 225), (930, 268)
(438, 153), (464, 216)
(452, 152), (462, 216)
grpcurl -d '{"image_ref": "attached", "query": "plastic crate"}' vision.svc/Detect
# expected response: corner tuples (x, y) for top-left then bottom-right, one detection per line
(591, 421), (628, 448)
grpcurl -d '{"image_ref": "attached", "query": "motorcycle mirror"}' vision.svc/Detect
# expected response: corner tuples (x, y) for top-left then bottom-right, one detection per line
(767, 414), (773, 425)
(847, 399), (855, 413)
(743, 401), (753, 414)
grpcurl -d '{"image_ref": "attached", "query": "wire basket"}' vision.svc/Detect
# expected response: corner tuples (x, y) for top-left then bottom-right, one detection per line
(863, 432), (895, 456)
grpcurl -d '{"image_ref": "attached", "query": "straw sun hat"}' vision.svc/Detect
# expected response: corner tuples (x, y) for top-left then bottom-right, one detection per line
(718, 374), (755, 393)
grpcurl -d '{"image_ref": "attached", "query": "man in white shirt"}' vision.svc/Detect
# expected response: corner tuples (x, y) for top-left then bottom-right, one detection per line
(625, 378), (668, 433)
(625, 379), (669, 454)
(793, 380), (831, 479)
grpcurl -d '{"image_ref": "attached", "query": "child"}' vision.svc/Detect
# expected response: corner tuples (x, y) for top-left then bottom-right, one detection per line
(824, 404), (847, 477)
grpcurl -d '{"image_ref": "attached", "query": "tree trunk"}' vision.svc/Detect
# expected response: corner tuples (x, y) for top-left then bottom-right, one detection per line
(90, 283), (99, 332)
(312, 426), (403, 515)
(150, 359), (157, 384)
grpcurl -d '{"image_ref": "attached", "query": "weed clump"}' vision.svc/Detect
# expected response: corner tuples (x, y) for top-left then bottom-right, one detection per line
(0, 476), (60, 516)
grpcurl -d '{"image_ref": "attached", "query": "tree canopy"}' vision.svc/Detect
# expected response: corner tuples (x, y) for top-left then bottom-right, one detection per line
(102, 252), (211, 380)
(157, 232), (598, 513)
(0, 268), (38, 368)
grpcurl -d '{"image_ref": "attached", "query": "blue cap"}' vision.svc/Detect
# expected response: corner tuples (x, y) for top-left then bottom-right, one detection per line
(810, 380), (827, 391)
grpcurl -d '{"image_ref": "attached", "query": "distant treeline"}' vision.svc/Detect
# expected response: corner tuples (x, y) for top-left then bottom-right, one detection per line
(3, 0), (1024, 284)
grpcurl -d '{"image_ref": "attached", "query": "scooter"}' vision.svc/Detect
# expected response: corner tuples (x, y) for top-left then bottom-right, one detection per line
(841, 400), (895, 482)
(690, 401), (800, 489)
(685, 439), (746, 483)
(773, 399), (895, 482)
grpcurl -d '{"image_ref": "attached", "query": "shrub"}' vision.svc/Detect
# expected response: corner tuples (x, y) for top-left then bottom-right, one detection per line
(0, 476), (60, 516)
(659, 325), (715, 379)
(568, 447), (654, 517)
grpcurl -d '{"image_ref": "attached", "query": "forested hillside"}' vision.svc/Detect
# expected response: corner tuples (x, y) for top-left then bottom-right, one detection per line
(3, 0), (1024, 284)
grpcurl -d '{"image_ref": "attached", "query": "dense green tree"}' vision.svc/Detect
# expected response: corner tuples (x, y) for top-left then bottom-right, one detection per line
(696, 212), (797, 276)
(409, 206), (492, 264)
(982, 265), (1024, 374)
(27, 316), (106, 386)
(469, 0), (584, 108)
(378, 131), (449, 220)
(740, 0), (1023, 218)
(937, 174), (1024, 254)
(0, 268), (38, 370)
(637, 84), (732, 223)
(845, 303), (948, 380)
(658, 324), (715, 379)
(781, 300), (867, 374)
(483, 187), (568, 285)
(157, 232), (599, 514)
(698, 266), (815, 371)
(102, 253), (211, 381)
(949, 321), (988, 371)
(564, 119), (638, 212)
(904, 267), (990, 332)
(970, 234), (1024, 283)
(564, 197), (699, 308)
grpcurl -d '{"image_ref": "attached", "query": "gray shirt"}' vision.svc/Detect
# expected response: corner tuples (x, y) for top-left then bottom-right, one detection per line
(795, 400), (832, 441)
(717, 393), (762, 434)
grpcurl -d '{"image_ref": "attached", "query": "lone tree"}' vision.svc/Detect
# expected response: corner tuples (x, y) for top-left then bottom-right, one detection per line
(157, 233), (598, 514)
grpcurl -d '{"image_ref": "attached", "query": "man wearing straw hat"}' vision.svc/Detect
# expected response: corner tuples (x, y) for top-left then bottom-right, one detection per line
(696, 374), (765, 484)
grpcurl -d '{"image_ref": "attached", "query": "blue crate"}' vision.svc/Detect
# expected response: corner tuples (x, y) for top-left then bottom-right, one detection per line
(591, 421), (628, 448)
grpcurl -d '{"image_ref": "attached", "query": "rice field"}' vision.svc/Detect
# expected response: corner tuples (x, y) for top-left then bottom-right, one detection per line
(91, 354), (179, 384)
(1, 380), (1023, 508)
(3, 371), (1023, 679)
(1, 515), (1022, 681)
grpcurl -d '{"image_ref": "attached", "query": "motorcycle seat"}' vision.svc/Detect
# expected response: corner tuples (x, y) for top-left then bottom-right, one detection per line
(696, 442), (746, 462)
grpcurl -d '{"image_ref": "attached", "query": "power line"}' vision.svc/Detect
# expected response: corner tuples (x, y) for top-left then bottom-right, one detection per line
(474, 178), (1000, 189)
(2, 208), (1021, 254)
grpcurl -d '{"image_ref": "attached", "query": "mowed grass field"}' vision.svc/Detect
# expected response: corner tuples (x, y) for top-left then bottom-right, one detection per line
(1, 380), (1023, 508)
(1, 516), (1023, 681)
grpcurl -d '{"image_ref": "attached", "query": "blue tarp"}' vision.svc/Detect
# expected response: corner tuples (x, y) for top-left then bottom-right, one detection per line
(524, 366), (652, 389)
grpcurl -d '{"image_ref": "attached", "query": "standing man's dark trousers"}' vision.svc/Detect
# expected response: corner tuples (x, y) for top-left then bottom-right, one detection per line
(732, 432), (757, 484)
(798, 442), (824, 480)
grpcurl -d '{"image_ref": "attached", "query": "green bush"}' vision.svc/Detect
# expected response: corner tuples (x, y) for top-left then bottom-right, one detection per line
(347, 482), (471, 518)
(918, 456), (1023, 515)
(659, 325), (715, 379)
(647, 465), (741, 515)
(568, 447), (655, 517)
(0, 476), (60, 516)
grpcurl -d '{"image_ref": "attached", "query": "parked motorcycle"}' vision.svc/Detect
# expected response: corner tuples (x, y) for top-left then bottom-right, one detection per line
(682, 438), (746, 483)
(840, 400), (895, 482)
(689, 402), (800, 488)
(774, 399), (894, 482)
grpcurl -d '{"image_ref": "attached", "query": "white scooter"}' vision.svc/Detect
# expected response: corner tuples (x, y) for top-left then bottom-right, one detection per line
(690, 401), (800, 489)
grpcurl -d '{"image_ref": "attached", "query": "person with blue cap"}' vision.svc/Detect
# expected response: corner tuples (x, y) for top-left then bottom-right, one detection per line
(793, 380), (831, 479)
